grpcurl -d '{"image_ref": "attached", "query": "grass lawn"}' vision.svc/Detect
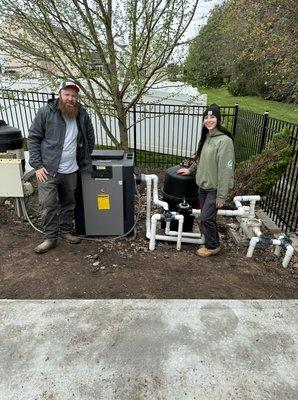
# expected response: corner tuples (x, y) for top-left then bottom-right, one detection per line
(199, 87), (298, 124)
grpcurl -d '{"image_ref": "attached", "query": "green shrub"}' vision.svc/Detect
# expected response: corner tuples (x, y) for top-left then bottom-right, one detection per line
(228, 128), (293, 200)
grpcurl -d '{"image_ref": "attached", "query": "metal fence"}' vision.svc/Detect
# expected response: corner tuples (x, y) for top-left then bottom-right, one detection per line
(0, 89), (236, 166)
(0, 89), (297, 233)
(234, 108), (297, 233)
(234, 107), (298, 161)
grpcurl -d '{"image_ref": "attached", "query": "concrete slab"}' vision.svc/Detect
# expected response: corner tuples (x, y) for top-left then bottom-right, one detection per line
(0, 300), (297, 400)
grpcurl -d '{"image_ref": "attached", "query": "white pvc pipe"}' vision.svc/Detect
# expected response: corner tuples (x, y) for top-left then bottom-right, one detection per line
(218, 209), (245, 216)
(154, 234), (203, 245)
(165, 220), (171, 233)
(144, 176), (152, 234)
(240, 218), (262, 239)
(144, 174), (250, 231)
(144, 176), (156, 243)
(142, 175), (294, 265)
(192, 207), (245, 217)
(144, 174), (169, 210)
(149, 213), (161, 250)
(233, 199), (243, 209)
(252, 226), (262, 237)
(176, 214), (184, 250)
(234, 195), (261, 202)
(143, 175), (168, 237)
(191, 209), (201, 215)
(274, 235), (284, 257)
(144, 175), (169, 237)
(273, 235), (295, 268)
(165, 221), (201, 238)
(143, 174), (205, 249)
(272, 239), (294, 268)
(247, 229), (295, 268)
(253, 226), (289, 247)
(166, 230), (202, 238)
(283, 245), (294, 268)
(148, 213), (204, 250)
(246, 236), (259, 257)
(248, 199), (257, 218)
(271, 239), (281, 246)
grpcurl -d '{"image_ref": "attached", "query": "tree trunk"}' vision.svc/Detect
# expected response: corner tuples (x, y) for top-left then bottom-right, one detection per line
(116, 105), (129, 151)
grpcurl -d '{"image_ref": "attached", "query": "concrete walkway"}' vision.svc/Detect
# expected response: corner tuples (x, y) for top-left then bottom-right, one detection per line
(0, 300), (297, 400)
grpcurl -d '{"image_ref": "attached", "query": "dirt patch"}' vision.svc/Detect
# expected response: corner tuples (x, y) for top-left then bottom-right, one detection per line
(0, 171), (297, 299)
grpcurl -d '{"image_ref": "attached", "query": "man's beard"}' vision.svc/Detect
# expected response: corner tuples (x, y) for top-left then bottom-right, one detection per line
(59, 99), (79, 119)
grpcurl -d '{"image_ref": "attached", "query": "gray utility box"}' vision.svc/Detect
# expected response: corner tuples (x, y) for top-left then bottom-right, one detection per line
(75, 150), (134, 236)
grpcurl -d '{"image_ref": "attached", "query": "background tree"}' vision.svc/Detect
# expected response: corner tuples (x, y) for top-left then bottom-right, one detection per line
(184, 0), (297, 103)
(184, 3), (230, 88)
(166, 63), (183, 82)
(0, 0), (200, 149)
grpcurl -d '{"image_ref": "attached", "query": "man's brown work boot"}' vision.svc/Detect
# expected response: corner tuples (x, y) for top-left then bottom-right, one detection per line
(34, 240), (57, 254)
(61, 233), (81, 244)
(196, 246), (220, 257)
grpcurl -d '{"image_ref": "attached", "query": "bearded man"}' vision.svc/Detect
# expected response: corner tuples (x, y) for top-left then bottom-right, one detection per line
(28, 80), (95, 253)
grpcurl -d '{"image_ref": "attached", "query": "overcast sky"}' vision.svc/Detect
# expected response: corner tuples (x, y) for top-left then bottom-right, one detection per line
(186, 0), (223, 39)
(172, 0), (223, 61)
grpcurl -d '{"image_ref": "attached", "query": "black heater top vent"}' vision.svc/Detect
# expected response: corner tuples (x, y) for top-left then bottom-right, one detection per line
(91, 150), (124, 160)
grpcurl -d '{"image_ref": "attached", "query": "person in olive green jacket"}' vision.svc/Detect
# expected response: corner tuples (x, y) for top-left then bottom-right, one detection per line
(177, 104), (235, 257)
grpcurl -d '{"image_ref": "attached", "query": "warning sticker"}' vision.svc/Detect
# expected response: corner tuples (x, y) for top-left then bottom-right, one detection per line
(97, 194), (110, 210)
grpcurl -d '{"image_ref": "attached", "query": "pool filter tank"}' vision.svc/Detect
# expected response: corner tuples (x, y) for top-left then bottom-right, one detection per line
(75, 150), (135, 236)
(161, 164), (199, 231)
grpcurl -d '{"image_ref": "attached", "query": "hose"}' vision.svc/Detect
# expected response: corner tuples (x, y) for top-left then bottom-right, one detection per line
(19, 197), (43, 233)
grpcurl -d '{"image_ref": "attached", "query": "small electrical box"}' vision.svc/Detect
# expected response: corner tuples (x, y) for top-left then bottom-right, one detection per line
(0, 159), (24, 197)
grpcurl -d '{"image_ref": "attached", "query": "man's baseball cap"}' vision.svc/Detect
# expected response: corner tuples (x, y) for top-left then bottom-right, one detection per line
(58, 80), (80, 92)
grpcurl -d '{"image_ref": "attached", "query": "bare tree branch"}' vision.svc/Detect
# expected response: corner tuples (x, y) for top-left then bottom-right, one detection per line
(0, 0), (201, 149)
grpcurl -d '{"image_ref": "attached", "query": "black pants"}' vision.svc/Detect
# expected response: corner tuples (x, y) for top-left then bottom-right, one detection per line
(199, 188), (219, 249)
(38, 172), (77, 241)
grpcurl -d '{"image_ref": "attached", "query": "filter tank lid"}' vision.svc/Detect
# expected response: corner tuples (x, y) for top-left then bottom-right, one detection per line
(0, 120), (22, 139)
(162, 164), (199, 201)
(0, 120), (23, 151)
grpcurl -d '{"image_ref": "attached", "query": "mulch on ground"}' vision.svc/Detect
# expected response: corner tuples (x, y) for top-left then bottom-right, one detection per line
(0, 172), (297, 299)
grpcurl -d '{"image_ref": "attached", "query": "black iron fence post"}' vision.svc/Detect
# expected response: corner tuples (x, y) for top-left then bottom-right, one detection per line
(133, 103), (137, 166)
(232, 103), (239, 137)
(259, 111), (269, 153)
